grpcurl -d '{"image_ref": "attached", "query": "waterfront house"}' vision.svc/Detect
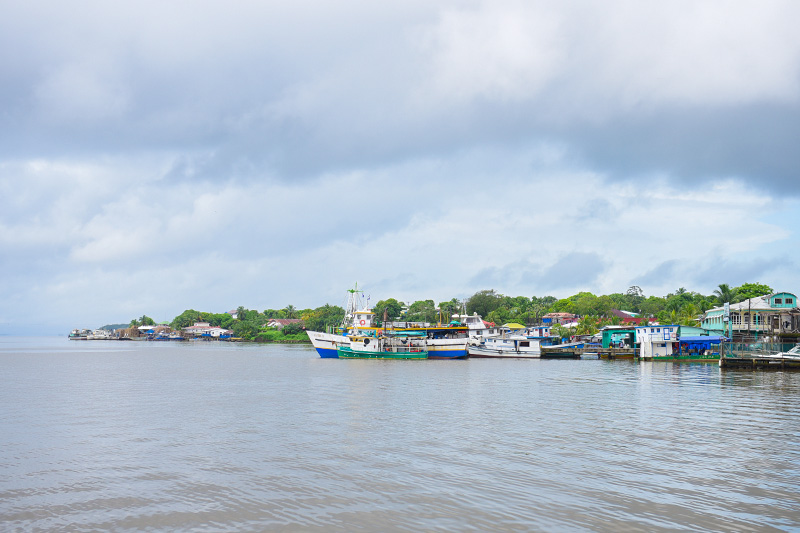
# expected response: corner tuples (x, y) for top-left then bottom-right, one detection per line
(183, 322), (233, 338)
(634, 325), (679, 357)
(600, 325), (636, 349)
(701, 292), (800, 337)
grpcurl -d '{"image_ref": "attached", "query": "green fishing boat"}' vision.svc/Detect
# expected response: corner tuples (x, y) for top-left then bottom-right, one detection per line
(336, 332), (428, 359)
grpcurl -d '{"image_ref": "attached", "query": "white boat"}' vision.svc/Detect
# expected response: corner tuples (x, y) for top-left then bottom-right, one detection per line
(467, 334), (542, 358)
(308, 285), (483, 359)
(451, 312), (500, 344)
(86, 329), (114, 340)
(307, 284), (371, 358)
(68, 329), (90, 340)
(759, 344), (800, 360)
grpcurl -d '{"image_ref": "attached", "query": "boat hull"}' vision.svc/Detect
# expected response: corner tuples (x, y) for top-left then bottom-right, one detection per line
(307, 330), (349, 358)
(337, 346), (427, 359)
(467, 346), (541, 358)
(427, 338), (468, 359)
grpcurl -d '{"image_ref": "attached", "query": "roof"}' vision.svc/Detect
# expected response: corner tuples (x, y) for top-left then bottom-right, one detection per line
(706, 293), (797, 314)
(610, 309), (639, 318)
(680, 336), (727, 342)
(268, 319), (302, 325)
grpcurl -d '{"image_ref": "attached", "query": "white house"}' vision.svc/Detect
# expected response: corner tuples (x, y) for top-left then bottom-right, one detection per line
(635, 324), (679, 358)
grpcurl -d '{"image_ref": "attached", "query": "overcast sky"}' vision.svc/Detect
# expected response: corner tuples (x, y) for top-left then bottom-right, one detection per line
(3, 0), (800, 334)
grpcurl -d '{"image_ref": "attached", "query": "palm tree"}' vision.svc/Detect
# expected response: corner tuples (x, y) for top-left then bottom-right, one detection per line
(713, 284), (737, 306)
(284, 305), (297, 319)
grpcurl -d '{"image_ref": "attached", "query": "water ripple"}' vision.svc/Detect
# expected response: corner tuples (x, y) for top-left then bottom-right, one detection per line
(1, 340), (799, 531)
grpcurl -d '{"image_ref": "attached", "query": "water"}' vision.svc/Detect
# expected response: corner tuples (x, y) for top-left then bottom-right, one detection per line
(1, 337), (799, 532)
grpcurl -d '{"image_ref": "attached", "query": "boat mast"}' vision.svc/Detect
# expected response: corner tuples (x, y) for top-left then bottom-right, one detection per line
(342, 282), (365, 328)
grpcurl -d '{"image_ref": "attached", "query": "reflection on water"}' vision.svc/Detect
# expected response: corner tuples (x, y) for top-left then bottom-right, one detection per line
(1, 337), (799, 531)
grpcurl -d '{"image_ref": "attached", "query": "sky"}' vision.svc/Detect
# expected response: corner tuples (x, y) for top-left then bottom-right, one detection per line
(2, 0), (800, 334)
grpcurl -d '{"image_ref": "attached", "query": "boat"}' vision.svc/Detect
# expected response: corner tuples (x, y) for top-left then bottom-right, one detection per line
(540, 341), (585, 359)
(337, 332), (428, 359)
(752, 344), (800, 361)
(86, 329), (114, 340)
(68, 329), (90, 340)
(307, 284), (371, 358)
(307, 284), (482, 359)
(467, 334), (542, 358)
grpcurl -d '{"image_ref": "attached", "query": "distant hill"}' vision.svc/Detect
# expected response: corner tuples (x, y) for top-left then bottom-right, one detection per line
(100, 324), (129, 331)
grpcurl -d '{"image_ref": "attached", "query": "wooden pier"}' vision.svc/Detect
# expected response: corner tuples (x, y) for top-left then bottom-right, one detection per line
(539, 347), (637, 359)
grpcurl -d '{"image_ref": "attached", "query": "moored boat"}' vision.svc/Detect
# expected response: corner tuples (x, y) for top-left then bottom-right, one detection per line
(468, 334), (542, 358)
(307, 284), (373, 358)
(337, 332), (428, 359)
(307, 284), (484, 359)
(68, 329), (90, 340)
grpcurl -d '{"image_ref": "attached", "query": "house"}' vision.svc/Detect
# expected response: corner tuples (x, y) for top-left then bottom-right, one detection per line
(608, 309), (652, 325)
(701, 292), (800, 337)
(183, 321), (233, 338)
(600, 325), (637, 349)
(542, 312), (577, 325)
(634, 324), (679, 358)
(267, 318), (303, 330)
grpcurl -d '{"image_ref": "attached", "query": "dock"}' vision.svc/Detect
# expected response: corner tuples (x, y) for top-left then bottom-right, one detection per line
(720, 356), (800, 370)
(539, 346), (637, 359)
(719, 341), (800, 370)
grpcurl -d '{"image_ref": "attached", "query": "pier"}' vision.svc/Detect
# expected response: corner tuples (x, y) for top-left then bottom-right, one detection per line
(540, 346), (637, 359)
(720, 356), (800, 370)
(719, 341), (800, 370)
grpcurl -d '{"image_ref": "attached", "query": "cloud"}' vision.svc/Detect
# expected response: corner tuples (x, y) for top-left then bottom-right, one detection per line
(2, 1), (800, 333)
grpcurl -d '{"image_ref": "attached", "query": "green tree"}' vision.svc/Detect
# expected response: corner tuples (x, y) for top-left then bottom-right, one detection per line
(734, 282), (773, 301)
(625, 285), (645, 312)
(438, 298), (463, 322)
(373, 298), (403, 325)
(171, 309), (204, 329)
(713, 283), (738, 306)
(281, 322), (305, 335)
(550, 298), (577, 314)
(466, 290), (503, 317)
(486, 307), (510, 326)
(284, 305), (297, 319)
(551, 324), (571, 340)
(407, 300), (436, 323)
(303, 304), (346, 331)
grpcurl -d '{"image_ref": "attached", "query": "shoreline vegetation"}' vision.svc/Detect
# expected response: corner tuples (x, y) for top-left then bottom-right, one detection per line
(99, 282), (772, 344)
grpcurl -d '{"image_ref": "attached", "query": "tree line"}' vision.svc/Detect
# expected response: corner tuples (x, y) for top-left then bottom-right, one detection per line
(125, 281), (773, 342)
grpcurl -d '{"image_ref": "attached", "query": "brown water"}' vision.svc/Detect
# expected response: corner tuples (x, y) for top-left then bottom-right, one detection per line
(1, 337), (799, 531)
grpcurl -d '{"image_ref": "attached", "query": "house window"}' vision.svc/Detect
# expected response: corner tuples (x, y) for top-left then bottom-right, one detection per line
(775, 298), (783, 304)
(787, 298), (794, 305)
